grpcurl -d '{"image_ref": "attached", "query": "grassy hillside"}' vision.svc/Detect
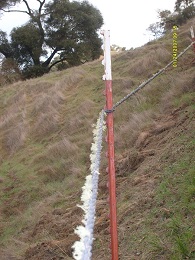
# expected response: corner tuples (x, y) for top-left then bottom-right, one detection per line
(0, 18), (195, 259)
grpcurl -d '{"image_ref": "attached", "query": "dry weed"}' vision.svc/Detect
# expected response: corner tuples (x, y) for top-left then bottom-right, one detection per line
(4, 122), (28, 154)
(69, 166), (81, 176)
(31, 89), (64, 116)
(46, 137), (79, 163)
(68, 113), (86, 130)
(113, 78), (135, 96)
(160, 72), (195, 110)
(8, 91), (26, 105)
(38, 165), (60, 182)
(115, 110), (155, 150)
(128, 47), (171, 77)
(60, 68), (85, 89)
(32, 111), (59, 139)
(25, 80), (53, 95)
(29, 88), (65, 139)
(0, 93), (27, 129)
(78, 99), (95, 116)
(0, 92), (28, 154)
(0, 111), (18, 130)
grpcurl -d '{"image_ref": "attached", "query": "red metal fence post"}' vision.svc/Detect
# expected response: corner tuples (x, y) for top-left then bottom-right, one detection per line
(102, 30), (119, 260)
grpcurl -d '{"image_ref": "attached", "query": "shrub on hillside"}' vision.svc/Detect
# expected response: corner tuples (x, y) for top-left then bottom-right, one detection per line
(0, 57), (22, 86)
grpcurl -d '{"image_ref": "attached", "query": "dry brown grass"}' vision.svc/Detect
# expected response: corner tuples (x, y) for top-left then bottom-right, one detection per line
(46, 137), (79, 160)
(67, 113), (85, 130)
(31, 91), (64, 115)
(127, 47), (171, 77)
(3, 122), (28, 154)
(0, 17), (195, 260)
(57, 67), (86, 91)
(0, 71), (22, 87)
(0, 91), (28, 154)
(78, 99), (95, 116)
(0, 92), (27, 127)
(115, 110), (156, 151)
(32, 111), (60, 139)
(37, 165), (61, 182)
(0, 111), (18, 130)
(160, 71), (195, 111)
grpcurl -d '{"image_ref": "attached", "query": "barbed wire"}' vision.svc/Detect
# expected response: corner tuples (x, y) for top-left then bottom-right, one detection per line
(105, 41), (195, 112)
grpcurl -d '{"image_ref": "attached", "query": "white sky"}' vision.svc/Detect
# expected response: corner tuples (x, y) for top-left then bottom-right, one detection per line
(0, 0), (176, 48)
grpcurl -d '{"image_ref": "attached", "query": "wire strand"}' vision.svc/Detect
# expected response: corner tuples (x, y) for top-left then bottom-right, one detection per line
(111, 41), (195, 110)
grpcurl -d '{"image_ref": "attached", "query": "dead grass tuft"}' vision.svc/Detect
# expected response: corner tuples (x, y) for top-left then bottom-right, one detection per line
(46, 137), (79, 160)
(115, 110), (156, 150)
(38, 165), (61, 182)
(78, 99), (95, 116)
(160, 72), (195, 111)
(29, 87), (67, 140)
(32, 111), (59, 139)
(0, 93), (28, 155)
(31, 89), (65, 116)
(127, 47), (171, 77)
(59, 68), (85, 90)
(67, 113), (89, 131)
(113, 77), (135, 96)
(69, 166), (81, 176)
(3, 122), (28, 154)
(0, 93), (27, 130)
(25, 80), (53, 95)
(0, 111), (18, 130)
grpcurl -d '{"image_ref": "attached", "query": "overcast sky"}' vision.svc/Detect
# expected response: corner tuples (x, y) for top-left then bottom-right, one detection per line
(0, 0), (176, 48)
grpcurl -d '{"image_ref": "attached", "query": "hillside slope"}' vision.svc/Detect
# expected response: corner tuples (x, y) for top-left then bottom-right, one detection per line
(0, 19), (195, 259)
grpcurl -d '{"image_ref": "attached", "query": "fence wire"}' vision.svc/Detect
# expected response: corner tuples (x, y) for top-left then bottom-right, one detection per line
(72, 40), (195, 260)
(72, 110), (105, 260)
(111, 41), (195, 111)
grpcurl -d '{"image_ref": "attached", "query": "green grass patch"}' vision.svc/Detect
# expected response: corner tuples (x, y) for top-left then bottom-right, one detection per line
(174, 92), (195, 107)
(153, 154), (195, 258)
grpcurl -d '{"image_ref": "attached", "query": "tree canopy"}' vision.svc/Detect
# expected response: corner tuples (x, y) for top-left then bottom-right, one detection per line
(0, 0), (19, 10)
(175, 0), (194, 11)
(0, 0), (103, 78)
(147, 0), (195, 40)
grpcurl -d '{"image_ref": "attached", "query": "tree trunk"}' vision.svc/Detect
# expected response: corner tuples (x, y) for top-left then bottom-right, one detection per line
(42, 48), (58, 67)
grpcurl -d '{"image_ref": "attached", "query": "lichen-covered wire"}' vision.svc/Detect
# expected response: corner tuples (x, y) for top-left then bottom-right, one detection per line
(112, 41), (195, 110)
(72, 110), (105, 260)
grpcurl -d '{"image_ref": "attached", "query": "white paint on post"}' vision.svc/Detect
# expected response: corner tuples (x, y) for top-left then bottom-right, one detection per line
(101, 30), (112, 80)
(190, 26), (195, 38)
